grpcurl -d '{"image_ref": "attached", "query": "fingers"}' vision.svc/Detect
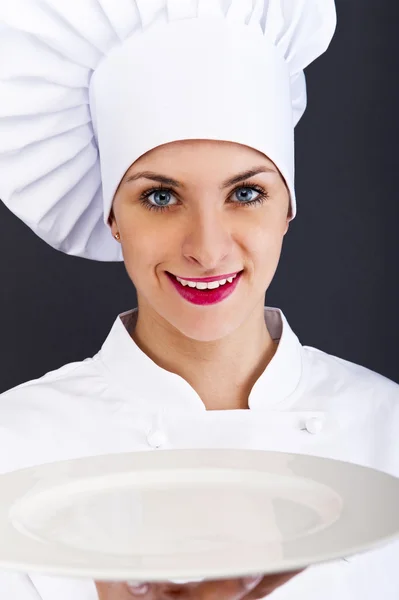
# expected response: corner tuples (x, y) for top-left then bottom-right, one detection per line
(166, 575), (264, 600)
(243, 569), (305, 600)
(95, 581), (148, 600)
(125, 576), (263, 600)
(126, 582), (151, 596)
(95, 570), (305, 600)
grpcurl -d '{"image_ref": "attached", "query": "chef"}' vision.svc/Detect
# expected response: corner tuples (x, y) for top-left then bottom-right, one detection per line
(0, 1), (398, 599)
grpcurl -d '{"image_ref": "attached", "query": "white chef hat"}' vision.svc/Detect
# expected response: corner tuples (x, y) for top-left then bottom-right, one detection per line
(0, 0), (336, 262)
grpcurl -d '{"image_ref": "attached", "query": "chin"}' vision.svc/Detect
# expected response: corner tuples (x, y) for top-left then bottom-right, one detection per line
(178, 328), (233, 343)
(168, 313), (242, 343)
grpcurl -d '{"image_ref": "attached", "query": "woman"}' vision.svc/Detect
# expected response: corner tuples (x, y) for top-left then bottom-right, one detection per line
(0, 1), (398, 599)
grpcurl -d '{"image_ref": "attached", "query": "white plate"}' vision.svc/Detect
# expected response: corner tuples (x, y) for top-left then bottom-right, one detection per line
(0, 449), (399, 582)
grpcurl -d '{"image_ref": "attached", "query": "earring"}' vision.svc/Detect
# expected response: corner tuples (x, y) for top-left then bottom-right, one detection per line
(114, 232), (120, 241)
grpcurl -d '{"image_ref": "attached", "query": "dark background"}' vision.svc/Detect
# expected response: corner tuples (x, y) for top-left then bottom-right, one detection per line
(0, 0), (398, 394)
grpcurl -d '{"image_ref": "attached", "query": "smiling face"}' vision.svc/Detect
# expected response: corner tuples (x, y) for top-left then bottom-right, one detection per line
(110, 139), (290, 342)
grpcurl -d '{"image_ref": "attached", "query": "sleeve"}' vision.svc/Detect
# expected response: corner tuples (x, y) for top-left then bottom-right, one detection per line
(0, 391), (44, 599)
(0, 571), (43, 599)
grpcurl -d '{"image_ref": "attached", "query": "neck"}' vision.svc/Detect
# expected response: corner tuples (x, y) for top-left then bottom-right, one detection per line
(130, 303), (278, 411)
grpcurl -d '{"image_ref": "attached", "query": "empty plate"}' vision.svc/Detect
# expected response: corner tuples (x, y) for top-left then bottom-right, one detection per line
(0, 449), (398, 582)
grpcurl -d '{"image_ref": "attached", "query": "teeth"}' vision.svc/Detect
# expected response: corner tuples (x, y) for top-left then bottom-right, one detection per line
(175, 273), (238, 289)
(208, 280), (224, 289)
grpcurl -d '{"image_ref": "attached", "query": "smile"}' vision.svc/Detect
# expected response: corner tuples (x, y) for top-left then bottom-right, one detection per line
(166, 271), (243, 306)
(175, 273), (239, 289)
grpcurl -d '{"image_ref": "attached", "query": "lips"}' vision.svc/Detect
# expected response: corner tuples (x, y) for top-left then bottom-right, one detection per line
(166, 270), (243, 306)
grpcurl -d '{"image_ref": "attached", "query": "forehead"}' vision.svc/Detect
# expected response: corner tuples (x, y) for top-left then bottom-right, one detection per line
(125, 139), (277, 177)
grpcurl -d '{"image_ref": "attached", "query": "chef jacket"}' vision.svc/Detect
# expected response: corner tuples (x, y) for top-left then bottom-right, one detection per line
(0, 306), (398, 600)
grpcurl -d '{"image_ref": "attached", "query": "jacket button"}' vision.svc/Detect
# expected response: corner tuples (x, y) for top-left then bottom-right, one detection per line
(147, 430), (167, 448)
(305, 417), (324, 434)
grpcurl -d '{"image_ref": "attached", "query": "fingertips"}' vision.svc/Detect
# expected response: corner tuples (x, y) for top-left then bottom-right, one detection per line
(126, 582), (151, 596)
(244, 569), (305, 600)
(241, 576), (264, 591)
(192, 576), (264, 600)
(95, 581), (152, 600)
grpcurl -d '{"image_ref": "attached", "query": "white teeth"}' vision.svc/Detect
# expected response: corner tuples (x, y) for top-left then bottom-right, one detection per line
(175, 273), (238, 289)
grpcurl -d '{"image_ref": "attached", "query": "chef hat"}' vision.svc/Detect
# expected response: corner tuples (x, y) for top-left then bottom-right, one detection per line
(0, 0), (336, 261)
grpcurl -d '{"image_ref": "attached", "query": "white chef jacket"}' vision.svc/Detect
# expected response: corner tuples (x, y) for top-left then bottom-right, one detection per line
(0, 306), (398, 600)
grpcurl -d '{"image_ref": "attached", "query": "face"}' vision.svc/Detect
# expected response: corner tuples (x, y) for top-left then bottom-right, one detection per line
(110, 140), (290, 342)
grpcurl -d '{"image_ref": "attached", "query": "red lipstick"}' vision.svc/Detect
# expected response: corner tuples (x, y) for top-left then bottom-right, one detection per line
(166, 271), (243, 306)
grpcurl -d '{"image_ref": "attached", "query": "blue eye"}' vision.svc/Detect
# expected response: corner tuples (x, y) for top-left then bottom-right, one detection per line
(139, 187), (176, 211)
(139, 182), (269, 212)
(233, 187), (260, 203)
(156, 190), (173, 206)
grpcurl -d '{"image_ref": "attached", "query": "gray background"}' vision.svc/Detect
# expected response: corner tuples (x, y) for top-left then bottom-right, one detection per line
(0, 0), (398, 393)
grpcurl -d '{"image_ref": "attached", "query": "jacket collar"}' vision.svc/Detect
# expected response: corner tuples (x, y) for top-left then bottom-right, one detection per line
(99, 307), (303, 411)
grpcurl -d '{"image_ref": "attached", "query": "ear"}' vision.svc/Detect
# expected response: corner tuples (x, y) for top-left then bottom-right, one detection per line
(108, 208), (119, 237)
(283, 196), (293, 235)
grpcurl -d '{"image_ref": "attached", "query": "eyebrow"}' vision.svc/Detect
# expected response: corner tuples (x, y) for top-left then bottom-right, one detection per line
(123, 166), (277, 190)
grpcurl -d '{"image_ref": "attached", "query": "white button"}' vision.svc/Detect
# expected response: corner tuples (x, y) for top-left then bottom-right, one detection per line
(147, 430), (167, 448)
(305, 417), (324, 434)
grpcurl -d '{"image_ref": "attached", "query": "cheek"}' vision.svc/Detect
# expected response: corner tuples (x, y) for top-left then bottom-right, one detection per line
(119, 219), (172, 280)
(243, 221), (285, 287)
(244, 218), (285, 262)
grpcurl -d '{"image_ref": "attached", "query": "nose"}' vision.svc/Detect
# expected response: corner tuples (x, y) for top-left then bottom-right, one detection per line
(181, 208), (234, 270)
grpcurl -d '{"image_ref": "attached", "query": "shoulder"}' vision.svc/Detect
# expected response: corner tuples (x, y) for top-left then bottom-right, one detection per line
(0, 354), (112, 473)
(298, 346), (399, 475)
(302, 343), (399, 399)
(300, 344), (399, 445)
(298, 343), (399, 429)
(0, 354), (106, 405)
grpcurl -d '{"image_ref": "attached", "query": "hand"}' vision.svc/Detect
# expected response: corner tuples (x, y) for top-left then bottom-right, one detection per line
(95, 570), (303, 599)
